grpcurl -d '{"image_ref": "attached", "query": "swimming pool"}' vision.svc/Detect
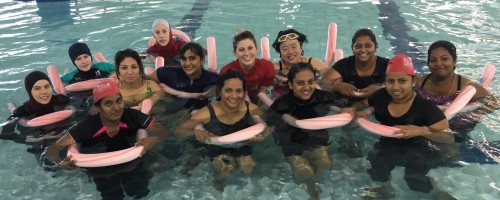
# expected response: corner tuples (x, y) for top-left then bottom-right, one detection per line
(0, 0), (499, 199)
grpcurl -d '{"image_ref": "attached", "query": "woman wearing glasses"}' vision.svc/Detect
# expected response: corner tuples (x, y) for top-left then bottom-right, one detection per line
(271, 29), (328, 98)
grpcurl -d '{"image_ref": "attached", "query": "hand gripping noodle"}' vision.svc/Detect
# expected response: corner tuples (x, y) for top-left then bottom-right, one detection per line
(159, 83), (209, 99)
(260, 37), (271, 60)
(443, 85), (477, 120)
(257, 92), (352, 130)
(67, 144), (144, 168)
(206, 37), (218, 72)
(357, 118), (403, 138)
(47, 65), (66, 95)
(205, 122), (267, 145)
(324, 23), (337, 67)
(26, 109), (74, 127)
(281, 113), (352, 130)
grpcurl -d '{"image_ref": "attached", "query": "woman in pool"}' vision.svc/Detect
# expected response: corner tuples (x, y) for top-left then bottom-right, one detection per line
(417, 40), (499, 141)
(321, 28), (388, 100)
(270, 28), (328, 98)
(149, 42), (218, 112)
(173, 69), (267, 191)
(7, 71), (72, 129)
(417, 40), (500, 164)
(320, 28), (389, 158)
(145, 19), (188, 66)
(356, 54), (455, 199)
(61, 42), (115, 84)
(115, 48), (164, 108)
(0, 71), (74, 169)
(149, 42), (218, 175)
(220, 29), (275, 104)
(44, 79), (159, 200)
(266, 62), (353, 200)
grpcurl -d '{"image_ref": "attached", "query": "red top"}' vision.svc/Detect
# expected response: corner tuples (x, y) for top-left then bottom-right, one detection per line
(220, 58), (274, 103)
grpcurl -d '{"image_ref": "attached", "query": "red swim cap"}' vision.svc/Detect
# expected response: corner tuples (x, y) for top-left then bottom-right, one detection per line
(93, 79), (120, 102)
(386, 54), (415, 75)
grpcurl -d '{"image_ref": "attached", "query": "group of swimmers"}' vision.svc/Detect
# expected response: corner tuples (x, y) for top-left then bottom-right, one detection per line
(1, 18), (499, 200)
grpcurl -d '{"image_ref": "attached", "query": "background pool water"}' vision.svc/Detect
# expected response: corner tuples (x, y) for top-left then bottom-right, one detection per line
(0, 0), (499, 199)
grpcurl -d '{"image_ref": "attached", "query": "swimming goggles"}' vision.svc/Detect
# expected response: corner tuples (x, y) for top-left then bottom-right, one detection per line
(278, 33), (299, 42)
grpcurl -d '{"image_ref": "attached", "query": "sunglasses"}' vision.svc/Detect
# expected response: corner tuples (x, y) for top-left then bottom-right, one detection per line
(278, 33), (299, 42)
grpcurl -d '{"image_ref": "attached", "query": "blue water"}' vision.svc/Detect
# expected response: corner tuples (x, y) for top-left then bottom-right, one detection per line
(0, 0), (499, 199)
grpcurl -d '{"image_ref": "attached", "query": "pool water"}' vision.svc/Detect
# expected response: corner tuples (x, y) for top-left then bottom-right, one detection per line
(0, 0), (499, 199)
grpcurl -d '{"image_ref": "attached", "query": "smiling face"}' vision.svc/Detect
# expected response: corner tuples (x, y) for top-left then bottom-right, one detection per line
(289, 70), (315, 101)
(154, 23), (170, 46)
(279, 39), (302, 65)
(219, 78), (245, 109)
(118, 57), (141, 84)
(385, 72), (415, 102)
(352, 35), (376, 63)
(97, 93), (124, 122)
(74, 54), (92, 72)
(31, 79), (53, 104)
(233, 38), (257, 69)
(428, 47), (456, 77)
(181, 49), (204, 78)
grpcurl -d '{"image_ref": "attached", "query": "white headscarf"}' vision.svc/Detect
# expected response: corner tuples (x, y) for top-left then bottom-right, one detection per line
(152, 19), (170, 32)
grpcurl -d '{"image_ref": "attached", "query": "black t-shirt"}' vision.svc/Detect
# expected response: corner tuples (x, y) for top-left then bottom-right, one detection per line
(156, 67), (218, 109)
(368, 88), (445, 127)
(332, 55), (389, 89)
(69, 108), (153, 152)
(267, 89), (339, 146)
(267, 90), (341, 126)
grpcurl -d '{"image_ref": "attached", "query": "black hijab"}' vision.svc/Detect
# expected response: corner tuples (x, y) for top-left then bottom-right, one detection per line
(22, 71), (69, 117)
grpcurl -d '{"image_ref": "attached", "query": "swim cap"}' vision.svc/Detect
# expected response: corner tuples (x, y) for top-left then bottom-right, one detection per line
(152, 19), (170, 32)
(386, 54), (415, 75)
(93, 79), (120, 102)
(68, 42), (92, 66)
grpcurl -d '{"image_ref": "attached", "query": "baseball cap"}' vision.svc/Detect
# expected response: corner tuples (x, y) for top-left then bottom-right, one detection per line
(93, 79), (120, 102)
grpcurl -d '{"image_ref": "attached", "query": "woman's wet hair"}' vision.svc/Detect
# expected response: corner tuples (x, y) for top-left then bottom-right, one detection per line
(232, 29), (257, 51)
(114, 48), (145, 80)
(287, 62), (316, 83)
(180, 42), (205, 60)
(427, 40), (457, 67)
(216, 69), (247, 100)
(351, 28), (378, 49)
(272, 29), (309, 55)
